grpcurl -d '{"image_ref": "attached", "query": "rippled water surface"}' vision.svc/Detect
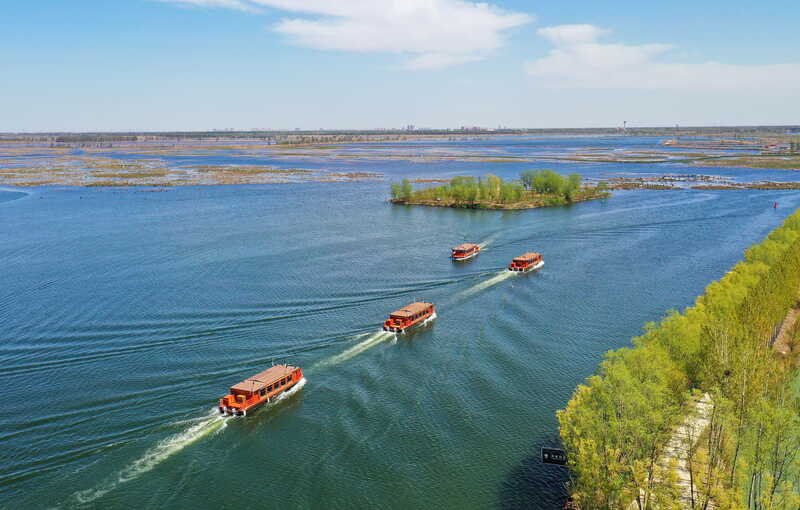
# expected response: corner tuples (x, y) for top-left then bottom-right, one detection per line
(1, 137), (799, 509)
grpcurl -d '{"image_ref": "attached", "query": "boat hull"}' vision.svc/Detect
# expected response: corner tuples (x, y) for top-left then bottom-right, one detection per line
(219, 377), (306, 416)
(508, 260), (545, 272)
(383, 311), (437, 333)
(452, 249), (479, 261)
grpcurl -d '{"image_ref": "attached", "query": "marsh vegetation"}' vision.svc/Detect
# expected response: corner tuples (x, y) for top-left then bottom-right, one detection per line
(389, 170), (610, 209)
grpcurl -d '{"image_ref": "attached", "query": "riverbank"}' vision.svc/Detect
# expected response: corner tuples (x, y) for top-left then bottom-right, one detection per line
(559, 209), (800, 508)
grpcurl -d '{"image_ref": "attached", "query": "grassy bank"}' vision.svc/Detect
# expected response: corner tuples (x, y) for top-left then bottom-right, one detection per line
(559, 210), (800, 509)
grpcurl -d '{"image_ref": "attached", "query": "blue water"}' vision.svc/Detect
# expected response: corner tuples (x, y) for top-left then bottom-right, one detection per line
(1, 137), (799, 509)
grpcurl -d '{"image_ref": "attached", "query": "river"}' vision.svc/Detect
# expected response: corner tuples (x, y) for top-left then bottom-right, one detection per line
(1, 137), (798, 509)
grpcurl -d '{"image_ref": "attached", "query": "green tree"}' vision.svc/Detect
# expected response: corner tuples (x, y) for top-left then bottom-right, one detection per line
(560, 207), (800, 508)
(400, 179), (413, 200)
(390, 182), (402, 200)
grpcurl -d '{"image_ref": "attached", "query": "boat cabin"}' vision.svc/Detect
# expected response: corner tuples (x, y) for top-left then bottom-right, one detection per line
(383, 302), (435, 332)
(220, 364), (303, 416)
(451, 243), (480, 260)
(508, 252), (543, 271)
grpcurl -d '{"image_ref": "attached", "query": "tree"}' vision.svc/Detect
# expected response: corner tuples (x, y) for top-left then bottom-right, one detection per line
(564, 173), (582, 201)
(390, 182), (402, 200)
(400, 179), (413, 200)
(520, 170), (535, 190)
(560, 208), (800, 508)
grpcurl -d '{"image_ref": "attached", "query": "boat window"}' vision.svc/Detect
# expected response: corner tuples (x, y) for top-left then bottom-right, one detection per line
(266, 385), (272, 392)
(259, 389), (266, 396)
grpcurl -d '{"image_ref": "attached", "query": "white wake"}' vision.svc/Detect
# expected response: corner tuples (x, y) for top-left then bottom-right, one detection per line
(313, 331), (395, 368)
(72, 378), (307, 505)
(460, 270), (515, 298)
(73, 410), (228, 504)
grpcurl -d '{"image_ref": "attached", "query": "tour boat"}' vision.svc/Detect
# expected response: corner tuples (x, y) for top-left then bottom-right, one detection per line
(382, 302), (436, 333)
(451, 243), (480, 261)
(219, 364), (304, 416)
(508, 252), (544, 272)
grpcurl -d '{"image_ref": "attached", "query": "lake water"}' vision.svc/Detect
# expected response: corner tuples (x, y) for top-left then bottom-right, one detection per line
(1, 137), (799, 509)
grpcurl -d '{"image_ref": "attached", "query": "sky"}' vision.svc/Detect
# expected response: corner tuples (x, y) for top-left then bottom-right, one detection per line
(2, 0), (799, 132)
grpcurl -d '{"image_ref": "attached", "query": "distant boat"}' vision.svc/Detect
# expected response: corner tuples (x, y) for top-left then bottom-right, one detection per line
(383, 302), (436, 333)
(451, 242), (480, 261)
(508, 252), (544, 272)
(219, 364), (304, 416)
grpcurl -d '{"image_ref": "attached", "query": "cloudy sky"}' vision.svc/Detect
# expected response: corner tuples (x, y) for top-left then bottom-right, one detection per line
(2, 0), (799, 131)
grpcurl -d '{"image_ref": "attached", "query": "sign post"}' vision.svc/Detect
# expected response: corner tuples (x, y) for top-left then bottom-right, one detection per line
(541, 447), (567, 466)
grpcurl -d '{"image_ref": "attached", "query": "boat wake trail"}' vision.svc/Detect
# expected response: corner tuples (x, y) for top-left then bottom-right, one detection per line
(313, 331), (394, 369)
(459, 271), (514, 298)
(72, 410), (228, 505)
(478, 236), (496, 250)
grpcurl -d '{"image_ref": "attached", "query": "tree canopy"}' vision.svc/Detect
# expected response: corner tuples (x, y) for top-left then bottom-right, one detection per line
(390, 170), (605, 208)
(559, 209), (800, 509)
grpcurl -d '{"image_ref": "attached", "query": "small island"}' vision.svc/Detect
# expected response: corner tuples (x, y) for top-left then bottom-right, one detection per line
(390, 170), (611, 209)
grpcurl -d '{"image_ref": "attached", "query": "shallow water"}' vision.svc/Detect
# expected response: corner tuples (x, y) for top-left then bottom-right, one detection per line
(1, 137), (799, 509)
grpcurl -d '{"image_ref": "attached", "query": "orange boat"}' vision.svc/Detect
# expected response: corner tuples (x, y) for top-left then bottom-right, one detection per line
(451, 242), (480, 261)
(219, 364), (304, 416)
(383, 302), (436, 333)
(508, 252), (544, 272)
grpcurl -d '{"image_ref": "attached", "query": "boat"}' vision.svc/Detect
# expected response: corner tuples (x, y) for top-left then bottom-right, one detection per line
(382, 302), (436, 333)
(451, 242), (480, 261)
(508, 252), (544, 272)
(219, 364), (304, 416)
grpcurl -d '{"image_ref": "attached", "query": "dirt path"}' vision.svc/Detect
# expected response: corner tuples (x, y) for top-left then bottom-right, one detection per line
(660, 393), (713, 509)
(773, 305), (800, 358)
(628, 393), (713, 510)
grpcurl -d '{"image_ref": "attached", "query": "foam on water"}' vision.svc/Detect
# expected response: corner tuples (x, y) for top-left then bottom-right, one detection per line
(72, 377), (306, 505)
(459, 271), (515, 298)
(313, 330), (395, 369)
(477, 235), (496, 250)
(72, 410), (228, 505)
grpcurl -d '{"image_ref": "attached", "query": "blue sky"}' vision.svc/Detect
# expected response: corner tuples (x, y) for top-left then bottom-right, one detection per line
(2, 1), (799, 131)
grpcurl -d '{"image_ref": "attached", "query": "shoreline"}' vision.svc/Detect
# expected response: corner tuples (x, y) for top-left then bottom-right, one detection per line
(389, 192), (610, 210)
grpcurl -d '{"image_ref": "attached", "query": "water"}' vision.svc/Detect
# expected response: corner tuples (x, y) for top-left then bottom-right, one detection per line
(1, 137), (800, 509)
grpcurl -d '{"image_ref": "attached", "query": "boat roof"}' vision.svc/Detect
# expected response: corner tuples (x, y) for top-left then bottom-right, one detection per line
(513, 252), (541, 262)
(230, 364), (297, 392)
(389, 302), (433, 318)
(452, 243), (478, 251)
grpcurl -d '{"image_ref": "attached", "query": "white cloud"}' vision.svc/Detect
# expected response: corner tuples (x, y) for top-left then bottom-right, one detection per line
(159, 0), (532, 69)
(157, 0), (262, 13)
(403, 53), (483, 70)
(527, 24), (800, 91)
(537, 24), (609, 46)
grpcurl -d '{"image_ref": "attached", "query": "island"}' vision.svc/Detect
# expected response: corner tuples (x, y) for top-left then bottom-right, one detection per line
(389, 170), (611, 209)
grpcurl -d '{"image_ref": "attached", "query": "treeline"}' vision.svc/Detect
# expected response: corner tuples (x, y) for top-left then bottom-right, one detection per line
(390, 171), (608, 206)
(559, 211), (800, 508)
(54, 135), (139, 143)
